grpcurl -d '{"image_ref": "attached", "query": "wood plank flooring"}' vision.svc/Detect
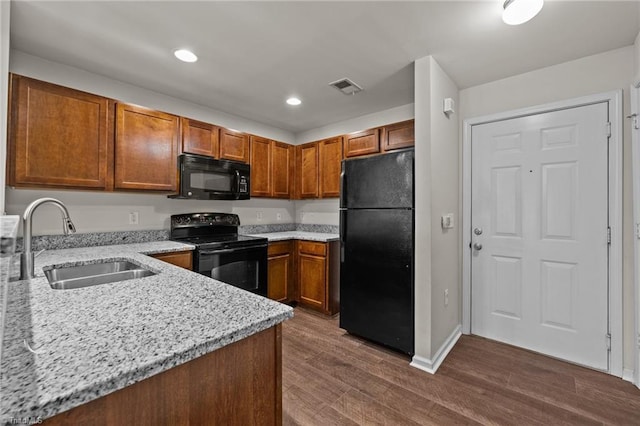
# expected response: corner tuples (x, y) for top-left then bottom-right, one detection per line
(282, 307), (640, 425)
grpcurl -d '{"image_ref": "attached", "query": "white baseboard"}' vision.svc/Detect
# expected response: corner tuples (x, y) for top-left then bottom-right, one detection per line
(410, 324), (462, 374)
(622, 368), (635, 384)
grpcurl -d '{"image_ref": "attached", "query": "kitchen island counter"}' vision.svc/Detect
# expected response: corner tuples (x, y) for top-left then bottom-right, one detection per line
(0, 240), (293, 423)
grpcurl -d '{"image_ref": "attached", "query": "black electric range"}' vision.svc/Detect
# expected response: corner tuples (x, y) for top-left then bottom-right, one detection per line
(170, 213), (268, 296)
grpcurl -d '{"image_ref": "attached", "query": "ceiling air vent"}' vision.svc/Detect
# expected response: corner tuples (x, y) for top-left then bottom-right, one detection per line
(329, 78), (363, 95)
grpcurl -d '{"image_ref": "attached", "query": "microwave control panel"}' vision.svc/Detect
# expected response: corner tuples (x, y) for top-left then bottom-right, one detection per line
(239, 176), (249, 193)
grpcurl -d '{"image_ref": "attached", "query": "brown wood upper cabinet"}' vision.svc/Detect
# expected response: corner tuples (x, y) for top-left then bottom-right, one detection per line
(7, 74), (114, 190)
(318, 137), (343, 198)
(250, 137), (293, 198)
(382, 119), (415, 152)
(115, 103), (180, 191)
(296, 142), (320, 199)
(181, 118), (219, 158)
(220, 128), (249, 163)
(343, 128), (380, 158)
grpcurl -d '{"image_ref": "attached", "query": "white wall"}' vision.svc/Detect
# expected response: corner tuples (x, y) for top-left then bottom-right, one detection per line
(460, 45), (635, 371)
(413, 57), (433, 360)
(0, 2), (10, 214)
(412, 56), (460, 367)
(5, 51), (297, 235)
(428, 59), (460, 356)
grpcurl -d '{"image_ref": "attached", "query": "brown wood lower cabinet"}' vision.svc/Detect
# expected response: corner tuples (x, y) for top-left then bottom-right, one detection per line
(43, 325), (282, 426)
(267, 241), (294, 302)
(267, 240), (339, 315)
(150, 250), (193, 270)
(296, 240), (340, 315)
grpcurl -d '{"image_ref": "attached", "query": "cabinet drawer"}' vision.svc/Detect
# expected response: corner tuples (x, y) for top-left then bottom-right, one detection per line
(151, 250), (193, 270)
(298, 241), (326, 257)
(268, 241), (292, 257)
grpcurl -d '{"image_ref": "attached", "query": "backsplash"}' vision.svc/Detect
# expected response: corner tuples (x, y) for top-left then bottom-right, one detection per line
(14, 224), (339, 251)
(15, 230), (171, 252)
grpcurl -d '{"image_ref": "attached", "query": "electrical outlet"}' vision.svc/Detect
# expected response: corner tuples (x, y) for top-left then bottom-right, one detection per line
(257, 211), (263, 221)
(444, 289), (449, 306)
(276, 213), (282, 221)
(129, 211), (139, 225)
(300, 212), (306, 221)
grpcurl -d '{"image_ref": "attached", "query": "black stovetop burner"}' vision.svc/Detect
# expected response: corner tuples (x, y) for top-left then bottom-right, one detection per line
(169, 213), (267, 250)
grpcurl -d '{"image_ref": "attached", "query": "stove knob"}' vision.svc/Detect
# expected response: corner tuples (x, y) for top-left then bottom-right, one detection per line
(184, 217), (191, 224)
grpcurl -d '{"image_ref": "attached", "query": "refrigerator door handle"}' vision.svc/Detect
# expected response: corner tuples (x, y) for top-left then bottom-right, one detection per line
(339, 209), (346, 263)
(340, 161), (346, 208)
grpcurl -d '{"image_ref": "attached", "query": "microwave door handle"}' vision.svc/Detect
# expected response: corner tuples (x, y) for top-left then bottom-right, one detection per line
(235, 170), (241, 193)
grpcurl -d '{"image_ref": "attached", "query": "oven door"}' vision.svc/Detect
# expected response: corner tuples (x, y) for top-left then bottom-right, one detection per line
(196, 245), (267, 296)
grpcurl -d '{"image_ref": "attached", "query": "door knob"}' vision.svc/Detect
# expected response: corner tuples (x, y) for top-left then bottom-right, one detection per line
(473, 242), (483, 251)
(474, 227), (483, 235)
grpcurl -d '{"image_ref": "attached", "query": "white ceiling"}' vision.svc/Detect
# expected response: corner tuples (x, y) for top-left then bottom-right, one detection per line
(9, 1), (640, 134)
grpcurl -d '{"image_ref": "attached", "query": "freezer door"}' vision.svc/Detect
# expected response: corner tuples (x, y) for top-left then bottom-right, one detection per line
(339, 208), (414, 354)
(340, 149), (413, 209)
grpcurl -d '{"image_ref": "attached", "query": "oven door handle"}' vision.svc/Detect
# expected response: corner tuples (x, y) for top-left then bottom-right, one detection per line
(199, 246), (266, 256)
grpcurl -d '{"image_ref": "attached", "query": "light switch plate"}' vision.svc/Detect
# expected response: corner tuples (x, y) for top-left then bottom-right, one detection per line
(441, 213), (454, 229)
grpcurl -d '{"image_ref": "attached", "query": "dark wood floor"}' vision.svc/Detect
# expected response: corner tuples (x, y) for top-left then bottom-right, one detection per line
(281, 307), (640, 425)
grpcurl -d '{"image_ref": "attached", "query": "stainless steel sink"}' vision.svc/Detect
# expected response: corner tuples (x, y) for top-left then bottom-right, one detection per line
(44, 260), (156, 290)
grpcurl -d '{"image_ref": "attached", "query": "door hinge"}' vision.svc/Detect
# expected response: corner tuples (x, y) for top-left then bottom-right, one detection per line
(606, 333), (611, 351)
(636, 223), (640, 240)
(607, 227), (611, 245)
(606, 122), (611, 138)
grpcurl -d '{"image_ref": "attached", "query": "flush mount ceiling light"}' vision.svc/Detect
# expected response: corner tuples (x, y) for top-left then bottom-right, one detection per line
(286, 97), (302, 106)
(174, 49), (198, 63)
(502, 0), (544, 25)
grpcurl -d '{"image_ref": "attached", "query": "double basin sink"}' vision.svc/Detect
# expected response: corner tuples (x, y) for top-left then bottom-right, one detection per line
(44, 260), (155, 290)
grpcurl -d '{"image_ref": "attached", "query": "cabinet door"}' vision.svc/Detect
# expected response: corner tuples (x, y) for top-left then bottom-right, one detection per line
(8, 74), (114, 189)
(271, 142), (293, 199)
(319, 137), (343, 198)
(181, 118), (219, 158)
(343, 128), (380, 158)
(297, 142), (319, 198)
(268, 241), (293, 302)
(298, 241), (327, 311)
(382, 119), (414, 152)
(250, 136), (272, 197)
(220, 128), (249, 163)
(115, 103), (179, 191)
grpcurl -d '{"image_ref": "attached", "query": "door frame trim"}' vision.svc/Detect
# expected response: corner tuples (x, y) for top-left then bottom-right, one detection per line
(630, 85), (640, 388)
(462, 90), (623, 377)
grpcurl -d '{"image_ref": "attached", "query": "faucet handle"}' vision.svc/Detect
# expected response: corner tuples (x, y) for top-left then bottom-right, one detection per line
(34, 249), (45, 259)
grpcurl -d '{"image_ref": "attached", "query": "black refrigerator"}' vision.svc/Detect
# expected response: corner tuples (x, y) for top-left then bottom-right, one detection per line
(339, 149), (414, 354)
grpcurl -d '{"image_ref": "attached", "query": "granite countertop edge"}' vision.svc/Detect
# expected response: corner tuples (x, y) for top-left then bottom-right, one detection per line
(1, 240), (293, 422)
(246, 231), (339, 242)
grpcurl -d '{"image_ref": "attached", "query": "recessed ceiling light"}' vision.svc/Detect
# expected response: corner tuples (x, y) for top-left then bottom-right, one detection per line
(286, 97), (302, 106)
(174, 49), (198, 63)
(502, 0), (544, 25)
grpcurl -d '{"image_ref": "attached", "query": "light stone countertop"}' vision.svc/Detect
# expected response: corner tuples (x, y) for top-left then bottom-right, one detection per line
(0, 241), (293, 423)
(246, 231), (339, 242)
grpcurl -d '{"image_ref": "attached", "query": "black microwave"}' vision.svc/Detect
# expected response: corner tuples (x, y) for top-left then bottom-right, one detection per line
(169, 154), (250, 200)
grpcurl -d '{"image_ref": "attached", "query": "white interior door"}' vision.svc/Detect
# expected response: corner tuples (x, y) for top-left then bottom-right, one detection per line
(471, 102), (609, 370)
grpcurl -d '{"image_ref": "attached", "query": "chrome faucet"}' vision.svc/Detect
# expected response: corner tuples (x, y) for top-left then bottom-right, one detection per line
(20, 198), (76, 280)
